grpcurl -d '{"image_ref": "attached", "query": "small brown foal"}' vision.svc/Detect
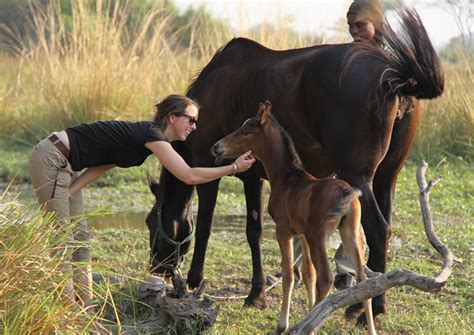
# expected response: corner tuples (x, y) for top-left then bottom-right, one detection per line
(211, 101), (376, 334)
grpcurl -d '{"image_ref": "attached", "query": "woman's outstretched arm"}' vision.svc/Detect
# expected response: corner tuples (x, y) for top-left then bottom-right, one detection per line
(145, 141), (255, 185)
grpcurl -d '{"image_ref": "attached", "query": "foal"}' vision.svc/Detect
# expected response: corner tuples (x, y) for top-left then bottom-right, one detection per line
(212, 101), (376, 334)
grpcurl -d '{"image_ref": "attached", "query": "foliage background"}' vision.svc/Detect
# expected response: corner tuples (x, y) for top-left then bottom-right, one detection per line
(0, 0), (472, 334)
(0, 0), (472, 174)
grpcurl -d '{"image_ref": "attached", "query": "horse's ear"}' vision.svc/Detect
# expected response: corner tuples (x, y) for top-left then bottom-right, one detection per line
(257, 102), (265, 117)
(147, 172), (160, 196)
(264, 100), (272, 114)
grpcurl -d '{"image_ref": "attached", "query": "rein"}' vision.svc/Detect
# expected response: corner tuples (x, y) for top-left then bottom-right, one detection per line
(151, 204), (195, 271)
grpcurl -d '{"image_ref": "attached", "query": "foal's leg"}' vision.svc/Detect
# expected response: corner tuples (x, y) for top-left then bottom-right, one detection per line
(307, 235), (333, 304)
(274, 225), (294, 335)
(339, 204), (376, 335)
(300, 236), (316, 308)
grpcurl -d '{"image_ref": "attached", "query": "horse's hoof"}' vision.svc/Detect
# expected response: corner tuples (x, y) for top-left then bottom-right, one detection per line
(356, 312), (381, 328)
(186, 275), (203, 290)
(356, 301), (385, 326)
(244, 295), (267, 309)
(268, 324), (286, 335)
(344, 303), (364, 320)
(369, 300), (386, 318)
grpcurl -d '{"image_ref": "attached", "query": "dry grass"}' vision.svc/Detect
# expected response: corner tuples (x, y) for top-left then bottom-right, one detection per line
(0, 1), (471, 161)
(0, 192), (86, 333)
(0, 0), (315, 145)
(412, 55), (473, 162)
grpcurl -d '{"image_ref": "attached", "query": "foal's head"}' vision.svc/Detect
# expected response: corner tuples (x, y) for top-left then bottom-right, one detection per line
(211, 101), (276, 162)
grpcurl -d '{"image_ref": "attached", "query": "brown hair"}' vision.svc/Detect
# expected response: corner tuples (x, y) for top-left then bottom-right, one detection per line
(153, 94), (200, 129)
(347, 0), (384, 47)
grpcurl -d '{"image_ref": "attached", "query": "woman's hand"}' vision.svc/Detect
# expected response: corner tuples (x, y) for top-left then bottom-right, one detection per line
(234, 151), (256, 173)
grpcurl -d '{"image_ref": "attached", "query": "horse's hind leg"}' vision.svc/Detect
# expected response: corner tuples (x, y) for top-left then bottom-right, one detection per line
(340, 176), (389, 320)
(368, 101), (420, 320)
(242, 175), (266, 308)
(339, 202), (376, 335)
(187, 179), (220, 289)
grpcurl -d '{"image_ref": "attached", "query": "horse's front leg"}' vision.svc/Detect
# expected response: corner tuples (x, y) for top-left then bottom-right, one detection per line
(241, 174), (267, 308)
(187, 179), (220, 289)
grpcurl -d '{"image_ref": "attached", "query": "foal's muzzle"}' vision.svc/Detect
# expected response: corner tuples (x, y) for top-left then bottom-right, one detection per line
(210, 141), (224, 164)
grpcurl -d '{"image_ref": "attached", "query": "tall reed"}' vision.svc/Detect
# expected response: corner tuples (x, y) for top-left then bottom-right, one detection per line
(0, 1), (224, 144)
(411, 55), (473, 163)
(0, 195), (86, 333)
(0, 0), (471, 162)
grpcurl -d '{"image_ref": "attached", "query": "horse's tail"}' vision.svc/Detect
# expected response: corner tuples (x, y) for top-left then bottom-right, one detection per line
(327, 187), (362, 220)
(383, 8), (444, 99)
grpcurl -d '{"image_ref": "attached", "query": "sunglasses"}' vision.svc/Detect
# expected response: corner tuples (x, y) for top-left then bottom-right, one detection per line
(173, 112), (198, 126)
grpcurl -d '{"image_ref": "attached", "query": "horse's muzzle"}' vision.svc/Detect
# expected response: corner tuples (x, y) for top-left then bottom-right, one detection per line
(210, 142), (224, 163)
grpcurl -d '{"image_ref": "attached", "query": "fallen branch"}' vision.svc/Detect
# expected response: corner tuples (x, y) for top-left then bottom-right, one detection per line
(287, 161), (454, 334)
(137, 274), (219, 334)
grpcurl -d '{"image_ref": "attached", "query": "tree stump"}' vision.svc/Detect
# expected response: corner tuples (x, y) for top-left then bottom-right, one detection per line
(137, 274), (219, 334)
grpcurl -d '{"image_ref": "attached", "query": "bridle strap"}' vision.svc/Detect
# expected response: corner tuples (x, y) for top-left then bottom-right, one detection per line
(151, 205), (195, 270)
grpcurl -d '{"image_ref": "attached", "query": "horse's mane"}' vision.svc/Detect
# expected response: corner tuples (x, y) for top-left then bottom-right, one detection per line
(186, 38), (270, 96)
(268, 113), (303, 170)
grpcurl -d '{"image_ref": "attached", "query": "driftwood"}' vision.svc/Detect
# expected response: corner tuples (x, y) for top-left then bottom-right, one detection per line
(137, 274), (219, 334)
(287, 161), (455, 334)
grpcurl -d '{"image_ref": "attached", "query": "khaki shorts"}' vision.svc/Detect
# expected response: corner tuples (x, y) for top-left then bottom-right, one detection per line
(29, 137), (91, 244)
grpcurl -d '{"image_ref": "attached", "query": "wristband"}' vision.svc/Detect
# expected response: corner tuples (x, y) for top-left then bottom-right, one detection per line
(231, 162), (237, 176)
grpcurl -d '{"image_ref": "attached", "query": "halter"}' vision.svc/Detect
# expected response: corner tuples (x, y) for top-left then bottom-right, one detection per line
(150, 204), (195, 272)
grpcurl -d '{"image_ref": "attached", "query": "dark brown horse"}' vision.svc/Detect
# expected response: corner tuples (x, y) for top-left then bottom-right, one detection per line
(147, 8), (444, 320)
(146, 168), (194, 275)
(212, 101), (376, 334)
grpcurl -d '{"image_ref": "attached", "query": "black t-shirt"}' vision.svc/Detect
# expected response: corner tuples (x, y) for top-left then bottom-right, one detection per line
(65, 120), (167, 171)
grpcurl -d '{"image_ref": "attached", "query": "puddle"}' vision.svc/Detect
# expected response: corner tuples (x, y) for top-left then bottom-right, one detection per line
(89, 212), (277, 239)
(88, 212), (349, 247)
(88, 212), (149, 231)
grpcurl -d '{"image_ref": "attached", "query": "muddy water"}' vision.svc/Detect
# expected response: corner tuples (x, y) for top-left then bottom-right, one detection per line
(88, 212), (342, 249)
(88, 212), (279, 239)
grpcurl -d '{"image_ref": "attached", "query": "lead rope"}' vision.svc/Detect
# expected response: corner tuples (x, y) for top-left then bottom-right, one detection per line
(150, 205), (293, 300)
(150, 205), (195, 272)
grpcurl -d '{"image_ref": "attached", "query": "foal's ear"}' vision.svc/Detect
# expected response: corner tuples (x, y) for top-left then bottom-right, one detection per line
(259, 108), (269, 125)
(257, 102), (267, 124)
(258, 100), (272, 125)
